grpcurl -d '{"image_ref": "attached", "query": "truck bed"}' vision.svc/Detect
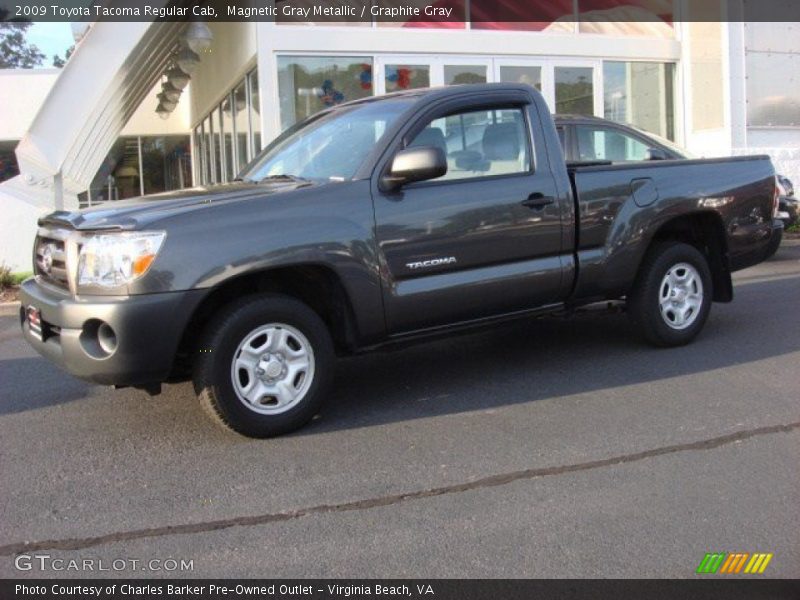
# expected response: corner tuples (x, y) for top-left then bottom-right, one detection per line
(567, 155), (776, 301)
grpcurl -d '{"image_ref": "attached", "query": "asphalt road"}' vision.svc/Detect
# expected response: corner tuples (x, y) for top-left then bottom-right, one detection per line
(1, 242), (798, 579)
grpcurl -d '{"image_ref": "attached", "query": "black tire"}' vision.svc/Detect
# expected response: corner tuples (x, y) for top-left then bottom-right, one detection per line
(764, 227), (782, 260)
(628, 242), (713, 347)
(193, 294), (335, 438)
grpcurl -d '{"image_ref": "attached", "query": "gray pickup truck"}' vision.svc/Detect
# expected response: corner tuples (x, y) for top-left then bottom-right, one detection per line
(20, 84), (778, 437)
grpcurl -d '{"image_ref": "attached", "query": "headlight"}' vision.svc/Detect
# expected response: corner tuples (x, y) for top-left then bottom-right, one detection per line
(77, 231), (166, 288)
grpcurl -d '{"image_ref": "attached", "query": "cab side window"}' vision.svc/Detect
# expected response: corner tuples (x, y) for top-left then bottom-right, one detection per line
(407, 107), (531, 182)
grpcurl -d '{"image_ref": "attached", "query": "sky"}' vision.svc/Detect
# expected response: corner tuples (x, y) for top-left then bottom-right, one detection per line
(25, 23), (75, 67)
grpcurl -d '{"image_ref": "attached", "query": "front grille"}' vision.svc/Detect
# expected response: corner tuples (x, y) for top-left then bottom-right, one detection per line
(34, 229), (71, 290)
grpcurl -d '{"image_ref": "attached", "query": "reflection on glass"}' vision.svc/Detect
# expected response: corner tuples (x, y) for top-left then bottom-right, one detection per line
(277, 56), (373, 130)
(499, 66), (542, 90)
(248, 70), (262, 155)
(385, 64), (430, 92)
(603, 61), (675, 140)
(444, 65), (487, 86)
(555, 67), (594, 115)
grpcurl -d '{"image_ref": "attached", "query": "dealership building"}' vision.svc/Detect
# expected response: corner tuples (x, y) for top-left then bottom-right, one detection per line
(1, 1), (798, 269)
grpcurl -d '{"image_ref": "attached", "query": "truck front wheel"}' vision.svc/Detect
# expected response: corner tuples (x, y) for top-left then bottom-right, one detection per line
(628, 242), (713, 347)
(193, 294), (335, 438)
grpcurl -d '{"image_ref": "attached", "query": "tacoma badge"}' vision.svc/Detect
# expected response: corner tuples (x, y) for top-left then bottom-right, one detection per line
(405, 257), (457, 270)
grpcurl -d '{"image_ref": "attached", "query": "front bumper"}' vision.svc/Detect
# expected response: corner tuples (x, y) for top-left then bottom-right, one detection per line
(18, 279), (206, 385)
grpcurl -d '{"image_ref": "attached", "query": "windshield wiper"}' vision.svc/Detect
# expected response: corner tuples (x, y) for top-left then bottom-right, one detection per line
(258, 174), (311, 184)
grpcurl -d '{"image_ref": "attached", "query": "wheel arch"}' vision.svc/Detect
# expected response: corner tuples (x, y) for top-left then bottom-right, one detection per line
(644, 211), (732, 302)
(169, 264), (360, 380)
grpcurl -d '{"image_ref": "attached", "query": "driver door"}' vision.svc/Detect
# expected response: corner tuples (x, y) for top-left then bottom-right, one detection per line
(373, 97), (566, 334)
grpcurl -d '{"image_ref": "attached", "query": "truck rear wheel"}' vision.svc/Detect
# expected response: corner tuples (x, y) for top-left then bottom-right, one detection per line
(193, 294), (334, 438)
(628, 242), (713, 347)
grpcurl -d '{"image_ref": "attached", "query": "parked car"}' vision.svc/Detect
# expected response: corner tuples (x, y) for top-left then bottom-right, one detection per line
(20, 84), (779, 438)
(555, 114), (787, 257)
(554, 114), (689, 163)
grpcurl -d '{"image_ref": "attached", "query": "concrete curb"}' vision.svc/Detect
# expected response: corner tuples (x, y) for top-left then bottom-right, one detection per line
(0, 302), (21, 317)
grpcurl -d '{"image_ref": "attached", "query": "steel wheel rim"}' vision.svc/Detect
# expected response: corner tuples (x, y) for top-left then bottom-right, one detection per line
(230, 323), (315, 415)
(658, 262), (704, 330)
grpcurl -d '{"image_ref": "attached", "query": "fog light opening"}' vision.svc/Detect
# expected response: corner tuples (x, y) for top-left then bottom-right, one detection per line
(79, 319), (118, 359)
(97, 322), (118, 355)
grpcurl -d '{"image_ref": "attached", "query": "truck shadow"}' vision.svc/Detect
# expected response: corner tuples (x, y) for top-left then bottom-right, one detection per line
(296, 274), (800, 437)
(0, 356), (91, 414)
(1, 273), (797, 430)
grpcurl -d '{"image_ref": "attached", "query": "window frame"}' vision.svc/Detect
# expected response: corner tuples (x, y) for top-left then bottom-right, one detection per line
(387, 98), (536, 189)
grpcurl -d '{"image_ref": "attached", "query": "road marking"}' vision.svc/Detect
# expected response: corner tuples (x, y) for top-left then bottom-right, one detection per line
(0, 421), (798, 556)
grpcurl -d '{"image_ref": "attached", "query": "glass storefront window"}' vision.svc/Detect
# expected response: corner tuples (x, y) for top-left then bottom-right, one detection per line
(221, 93), (235, 181)
(193, 68), (261, 185)
(499, 66), (542, 90)
(211, 108), (223, 183)
(384, 64), (430, 92)
(233, 80), (250, 171)
(82, 136), (191, 206)
(555, 67), (594, 115)
(193, 125), (203, 185)
(277, 56), (374, 130)
(603, 61), (676, 140)
(203, 115), (213, 184)
(141, 136), (192, 194)
(444, 64), (487, 86)
(248, 69), (262, 156)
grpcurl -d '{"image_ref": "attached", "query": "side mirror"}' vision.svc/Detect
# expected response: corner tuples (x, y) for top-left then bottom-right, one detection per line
(646, 147), (669, 161)
(381, 146), (447, 192)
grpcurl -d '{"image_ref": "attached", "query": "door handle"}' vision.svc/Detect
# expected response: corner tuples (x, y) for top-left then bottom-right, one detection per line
(521, 193), (555, 210)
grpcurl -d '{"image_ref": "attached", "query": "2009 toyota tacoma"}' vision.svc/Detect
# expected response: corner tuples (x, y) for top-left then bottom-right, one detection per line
(19, 84), (779, 437)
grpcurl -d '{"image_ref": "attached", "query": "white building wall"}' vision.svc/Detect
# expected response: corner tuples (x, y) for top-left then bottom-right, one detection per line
(0, 69), (60, 141)
(0, 69), (190, 142)
(727, 20), (800, 182)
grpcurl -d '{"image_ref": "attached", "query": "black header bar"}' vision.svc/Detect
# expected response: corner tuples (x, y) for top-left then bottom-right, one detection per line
(2, 0), (800, 23)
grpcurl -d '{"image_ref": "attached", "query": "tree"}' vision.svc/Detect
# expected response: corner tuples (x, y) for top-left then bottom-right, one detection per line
(52, 45), (75, 68)
(0, 11), (45, 69)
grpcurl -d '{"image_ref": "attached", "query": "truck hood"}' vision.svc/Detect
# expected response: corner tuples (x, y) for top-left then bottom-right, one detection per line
(38, 181), (313, 231)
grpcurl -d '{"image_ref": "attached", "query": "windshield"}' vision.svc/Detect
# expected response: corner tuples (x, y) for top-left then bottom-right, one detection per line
(632, 126), (695, 159)
(243, 98), (414, 182)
